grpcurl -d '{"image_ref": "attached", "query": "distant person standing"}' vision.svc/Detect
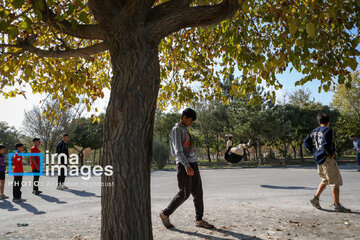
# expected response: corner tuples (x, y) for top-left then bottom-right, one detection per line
(159, 108), (214, 229)
(304, 113), (351, 212)
(31, 138), (42, 195)
(0, 144), (8, 200)
(56, 134), (69, 190)
(349, 135), (360, 172)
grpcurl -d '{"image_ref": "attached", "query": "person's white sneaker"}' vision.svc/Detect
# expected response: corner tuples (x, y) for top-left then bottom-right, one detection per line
(57, 185), (64, 190)
(62, 184), (69, 190)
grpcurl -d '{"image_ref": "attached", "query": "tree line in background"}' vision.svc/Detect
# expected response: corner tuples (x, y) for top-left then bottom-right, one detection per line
(153, 72), (360, 168)
(0, 100), (104, 166)
(1, 72), (359, 168)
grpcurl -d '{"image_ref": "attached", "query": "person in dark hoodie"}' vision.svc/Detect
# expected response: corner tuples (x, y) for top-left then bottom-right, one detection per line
(159, 108), (214, 229)
(304, 113), (351, 212)
(56, 133), (69, 190)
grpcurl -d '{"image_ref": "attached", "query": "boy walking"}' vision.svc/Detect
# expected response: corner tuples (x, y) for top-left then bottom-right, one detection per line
(304, 113), (350, 212)
(31, 138), (42, 195)
(0, 144), (9, 200)
(13, 143), (26, 202)
(56, 133), (69, 190)
(160, 108), (214, 229)
(349, 135), (360, 172)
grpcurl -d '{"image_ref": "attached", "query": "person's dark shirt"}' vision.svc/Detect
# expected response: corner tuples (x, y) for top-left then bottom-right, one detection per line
(0, 154), (5, 172)
(304, 126), (335, 165)
(56, 140), (69, 157)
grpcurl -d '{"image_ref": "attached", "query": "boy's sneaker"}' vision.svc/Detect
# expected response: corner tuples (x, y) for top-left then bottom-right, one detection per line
(13, 198), (26, 202)
(56, 185), (64, 190)
(159, 211), (174, 229)
(0, 194), (9, 200)
(195, 220), (215, 229)
(62, 184), (69, 190)
(310, 196), (321, 209)
(333, 203), (351, 213)
(32, 190), (42, 195)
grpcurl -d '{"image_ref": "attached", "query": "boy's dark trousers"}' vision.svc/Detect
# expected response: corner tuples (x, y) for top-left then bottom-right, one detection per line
(57, 159), (66, 186)
(13, 176), (22, 199)
(32, 169), (40, 191)
(163, 162), (204, 221)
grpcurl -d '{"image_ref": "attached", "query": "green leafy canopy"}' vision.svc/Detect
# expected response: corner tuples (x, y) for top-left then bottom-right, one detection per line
(0, 0), (359, 112)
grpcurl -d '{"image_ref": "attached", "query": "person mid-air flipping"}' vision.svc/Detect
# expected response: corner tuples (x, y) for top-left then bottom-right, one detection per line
(224, 134), (252, 163)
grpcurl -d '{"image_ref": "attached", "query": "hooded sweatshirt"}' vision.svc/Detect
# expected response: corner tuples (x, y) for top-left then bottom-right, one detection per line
(304, 126), (335, 165)
(169, 122), (197, 168)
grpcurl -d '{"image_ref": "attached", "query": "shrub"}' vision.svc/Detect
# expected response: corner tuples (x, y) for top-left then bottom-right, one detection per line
(152, 137), (170, 169)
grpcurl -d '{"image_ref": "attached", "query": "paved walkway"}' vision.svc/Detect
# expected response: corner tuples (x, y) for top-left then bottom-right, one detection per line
(1, 166), (359, 239)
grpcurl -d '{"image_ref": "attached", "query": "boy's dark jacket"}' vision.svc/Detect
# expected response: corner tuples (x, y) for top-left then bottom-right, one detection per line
(304, 126), (335, 165)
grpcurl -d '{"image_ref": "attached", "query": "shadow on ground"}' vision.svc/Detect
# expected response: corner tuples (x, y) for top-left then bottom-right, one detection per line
(0, 199), (19, 211)
(14, 201), (46, 215)
(260, 185), (316, 190)
(319, 208), (360, 215)
(38, 194), (67, 204)
(169, 228), (263, 240)
(66, 189), (101, 198)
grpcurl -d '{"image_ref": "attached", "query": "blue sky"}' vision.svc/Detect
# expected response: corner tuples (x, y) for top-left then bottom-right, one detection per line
(275, 69), (334, 105)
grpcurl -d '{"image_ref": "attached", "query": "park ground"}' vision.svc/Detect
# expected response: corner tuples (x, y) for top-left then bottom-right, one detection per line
(0, 165), (359, 240)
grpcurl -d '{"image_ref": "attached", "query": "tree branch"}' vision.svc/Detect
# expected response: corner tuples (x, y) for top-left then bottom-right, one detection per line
(147, 0), (240, 41)
(54, 20), (103, 41)
(147, 0), (193, 23)
(36, 0), (103, 40)
(89, 0), (151, 24)
(0, 42), (108, 59)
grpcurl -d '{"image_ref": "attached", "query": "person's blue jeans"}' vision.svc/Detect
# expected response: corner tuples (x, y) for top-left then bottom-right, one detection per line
(357, 152), (360, 168)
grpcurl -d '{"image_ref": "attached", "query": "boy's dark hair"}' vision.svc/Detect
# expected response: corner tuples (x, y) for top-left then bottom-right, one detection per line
(349, 135), (356, 139)
(317, 113), (330, 125)
(33, 138), (40, 142)
(14, 143), (24, 149)
(63, 133), (69, 137)
(0, 144), (5, 150)
(182, 108), (197, 121)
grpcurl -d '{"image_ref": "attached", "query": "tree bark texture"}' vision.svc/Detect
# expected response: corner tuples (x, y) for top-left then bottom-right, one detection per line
(100, 25), (160, 239)
(85, 1), (240, 239)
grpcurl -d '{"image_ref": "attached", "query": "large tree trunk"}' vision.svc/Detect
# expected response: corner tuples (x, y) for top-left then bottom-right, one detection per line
(101, 30), (160, 239)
